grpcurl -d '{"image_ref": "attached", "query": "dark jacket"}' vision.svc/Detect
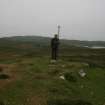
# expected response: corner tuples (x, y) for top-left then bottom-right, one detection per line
(51, 38), (59, 49)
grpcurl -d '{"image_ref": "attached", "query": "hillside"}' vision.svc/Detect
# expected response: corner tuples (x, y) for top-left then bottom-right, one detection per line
(1, 36), (105, 48)
(0, 36), (105, 105)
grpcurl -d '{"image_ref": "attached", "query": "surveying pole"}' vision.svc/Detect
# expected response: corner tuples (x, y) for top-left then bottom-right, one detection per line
(57, 25), (60, 38)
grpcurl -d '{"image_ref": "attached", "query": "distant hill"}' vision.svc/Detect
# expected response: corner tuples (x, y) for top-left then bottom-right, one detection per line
(0, 35), (105, 61)
(0, 36), (50, 50)
(1, 36), (105, 48)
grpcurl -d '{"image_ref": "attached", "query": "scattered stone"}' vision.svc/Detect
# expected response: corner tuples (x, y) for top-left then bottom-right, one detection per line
(59, 75), (65, 80)
(78, 69), (86, 78)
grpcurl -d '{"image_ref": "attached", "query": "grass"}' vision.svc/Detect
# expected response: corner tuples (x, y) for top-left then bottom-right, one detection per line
(0, 46), (105, 105)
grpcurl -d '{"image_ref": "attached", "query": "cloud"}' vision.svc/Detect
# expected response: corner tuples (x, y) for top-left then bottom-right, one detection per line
(0, 0), (105, 40)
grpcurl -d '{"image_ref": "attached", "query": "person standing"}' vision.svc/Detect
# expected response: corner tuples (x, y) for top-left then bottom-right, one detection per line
(51, 34), (59, 60)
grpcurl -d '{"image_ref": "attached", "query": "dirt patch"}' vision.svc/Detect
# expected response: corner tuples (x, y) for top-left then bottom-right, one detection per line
(24, 91), (47, 105)
(26, 95), (47, 105)
(0, 63), (21, 89)
(0, 67), (3, 72)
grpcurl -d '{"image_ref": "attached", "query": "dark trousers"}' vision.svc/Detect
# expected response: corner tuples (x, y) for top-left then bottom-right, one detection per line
(51, 48), (58, 60)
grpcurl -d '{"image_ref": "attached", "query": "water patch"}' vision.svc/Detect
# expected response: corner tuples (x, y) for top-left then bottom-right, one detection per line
(83, 46), (105, 49)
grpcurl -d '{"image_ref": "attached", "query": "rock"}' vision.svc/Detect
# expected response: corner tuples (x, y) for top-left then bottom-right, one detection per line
(59, 75), (65, 80)
(78, 69), (86, 77)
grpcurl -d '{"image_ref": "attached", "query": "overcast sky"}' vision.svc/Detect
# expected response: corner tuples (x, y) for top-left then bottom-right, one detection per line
(0, 0), (105, 40)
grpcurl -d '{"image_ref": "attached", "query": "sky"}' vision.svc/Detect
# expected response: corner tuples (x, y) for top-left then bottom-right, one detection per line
(0, 0), (105, 40)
